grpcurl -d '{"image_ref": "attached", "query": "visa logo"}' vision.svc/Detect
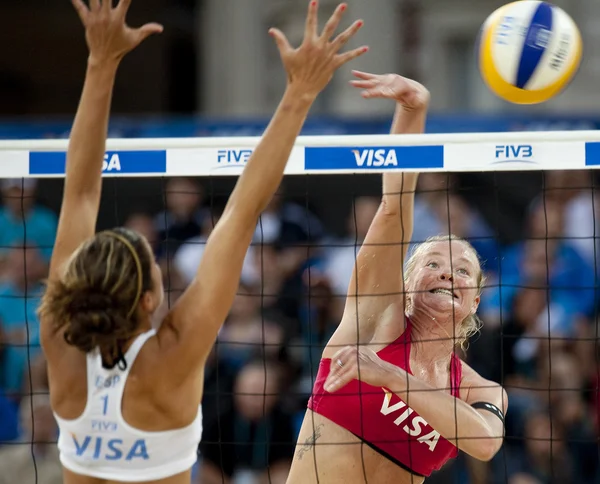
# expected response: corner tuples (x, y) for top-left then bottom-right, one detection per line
(217, 149), (252, 164)
(72, 435), (149, 461)
(494, 145), (533, 161)
(102, 153), (122, 172)
(352, 149), (398, 167)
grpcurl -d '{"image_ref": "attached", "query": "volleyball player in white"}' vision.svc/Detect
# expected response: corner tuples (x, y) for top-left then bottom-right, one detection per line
(38, 0), (367, 482)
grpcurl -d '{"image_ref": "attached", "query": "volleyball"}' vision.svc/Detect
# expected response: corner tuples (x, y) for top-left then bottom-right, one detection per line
(477, 1), (582, 104)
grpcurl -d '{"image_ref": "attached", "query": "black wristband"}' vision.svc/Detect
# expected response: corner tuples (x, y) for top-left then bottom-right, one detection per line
(471, 401), (505, 425)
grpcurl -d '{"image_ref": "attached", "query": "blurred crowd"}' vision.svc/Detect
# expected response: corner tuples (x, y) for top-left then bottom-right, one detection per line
(0, 171), (599, 484)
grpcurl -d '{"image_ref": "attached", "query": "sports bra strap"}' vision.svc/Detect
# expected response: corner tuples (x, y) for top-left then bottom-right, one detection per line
(123, 330), (156, 368)
(378, 316), (412, 372)
(449, 353), (462, 397)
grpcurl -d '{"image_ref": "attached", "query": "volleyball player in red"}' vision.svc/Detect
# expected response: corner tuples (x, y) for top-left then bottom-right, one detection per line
(287, 74), (507, 483)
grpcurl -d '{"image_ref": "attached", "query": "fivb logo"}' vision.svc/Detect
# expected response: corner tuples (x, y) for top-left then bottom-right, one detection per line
(352, 148), (399, 168)
(494, 144), (534, 163)
(216, 149), (253, 166)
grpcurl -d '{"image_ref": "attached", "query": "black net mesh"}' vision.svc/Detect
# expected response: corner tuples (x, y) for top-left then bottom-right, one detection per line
(1, 170), (599, 483)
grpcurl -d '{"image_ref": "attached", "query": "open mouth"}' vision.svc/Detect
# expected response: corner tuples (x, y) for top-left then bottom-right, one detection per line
(430, 288), (458, 299)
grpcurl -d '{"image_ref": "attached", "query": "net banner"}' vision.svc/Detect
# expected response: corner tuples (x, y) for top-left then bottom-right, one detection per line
(2, 131), (600, 178)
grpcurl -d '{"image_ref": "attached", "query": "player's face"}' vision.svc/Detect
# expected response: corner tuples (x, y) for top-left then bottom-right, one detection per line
(407, 240), (480, 325)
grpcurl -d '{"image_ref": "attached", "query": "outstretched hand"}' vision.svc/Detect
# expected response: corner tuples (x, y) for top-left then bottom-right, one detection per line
(350, 71), (430, 111)
(72, 0), (163, 66)
(270, 1), (368, 99)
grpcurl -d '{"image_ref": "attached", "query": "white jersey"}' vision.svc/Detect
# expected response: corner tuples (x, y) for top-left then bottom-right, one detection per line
(54, 330), (203, 482)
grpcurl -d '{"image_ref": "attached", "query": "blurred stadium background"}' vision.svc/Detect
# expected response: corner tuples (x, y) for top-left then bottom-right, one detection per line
(1, 1), (600, 483)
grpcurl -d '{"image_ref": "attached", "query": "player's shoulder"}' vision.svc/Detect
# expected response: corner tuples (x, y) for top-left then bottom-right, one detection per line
(459, 359), (502, 390)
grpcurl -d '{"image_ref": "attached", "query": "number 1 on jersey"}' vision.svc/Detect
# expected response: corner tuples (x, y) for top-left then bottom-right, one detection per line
(100, 395), (108, 416)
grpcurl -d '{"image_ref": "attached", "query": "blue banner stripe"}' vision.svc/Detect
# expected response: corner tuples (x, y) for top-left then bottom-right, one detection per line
(29, 151), (167, 175)
(304, 146), (444, 170)
(585, 142), (600, 165)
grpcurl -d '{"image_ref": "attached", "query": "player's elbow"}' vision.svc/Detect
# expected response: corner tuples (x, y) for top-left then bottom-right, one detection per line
(380, 196), (400, 216)
(381, 191), (415, 217)
(226, 190), (268, 223)
(472, 437), (503, 462)
(222, 198), (261, 228)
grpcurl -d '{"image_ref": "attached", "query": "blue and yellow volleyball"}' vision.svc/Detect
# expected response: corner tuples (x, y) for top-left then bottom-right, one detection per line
(477, 1), (582, 104)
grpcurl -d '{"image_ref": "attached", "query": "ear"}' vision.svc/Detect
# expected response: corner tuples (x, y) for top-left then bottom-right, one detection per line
(140, 291), (156, 313)
(471, 295), (480, 315)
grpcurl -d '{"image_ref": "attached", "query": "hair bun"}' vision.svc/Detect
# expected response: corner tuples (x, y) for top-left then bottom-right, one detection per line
(68, 288), (113, 314)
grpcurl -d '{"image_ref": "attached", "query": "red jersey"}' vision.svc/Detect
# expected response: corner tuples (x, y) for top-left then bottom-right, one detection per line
(307, 318), (462, 477)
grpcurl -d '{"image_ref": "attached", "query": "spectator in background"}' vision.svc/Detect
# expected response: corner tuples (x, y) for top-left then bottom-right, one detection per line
(0, 244), (46, 398)
(543, 352), (599, 482)
(248, 244), (288, 312)
(175, 206), (258, 288)
(296, 270), (338, 393)
(0, 392), (18, 444)
(125, 211), (160, 257)
(176, 185), (324, 322)
(254, 186), (324, 322)
(254, 186), (324, 258)
(0, 179), (57, 272)
(499, 284), (549, 383)
(412, 173), (457, 245)
(28, 352), (50, 394)
(0, 332), (49, 446)
(126, 210), (190, 321)
(152, 257), (187, 329)
(412, 173), (499, 274)
(480, 198), (595, 345)
(201, 345), (238, 440)
(322, 196), (379, 317)
(435, 192), (499, 274)
(199, 360), (296, 484)
(544, 170), (598, 268)
(502, 412), (572, 484)
(0, 394), (62, 484)
(217, 282), (286, 372)
(154, 177), (207, 258)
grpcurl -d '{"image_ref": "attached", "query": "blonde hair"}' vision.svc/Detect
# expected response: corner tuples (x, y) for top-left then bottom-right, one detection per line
(404, 234), (486, 351)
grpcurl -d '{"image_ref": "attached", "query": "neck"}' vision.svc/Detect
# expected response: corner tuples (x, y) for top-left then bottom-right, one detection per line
(406, 309), (457, 366)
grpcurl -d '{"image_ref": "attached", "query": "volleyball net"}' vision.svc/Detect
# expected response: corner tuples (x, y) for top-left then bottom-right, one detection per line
(1, 131), (599, 483)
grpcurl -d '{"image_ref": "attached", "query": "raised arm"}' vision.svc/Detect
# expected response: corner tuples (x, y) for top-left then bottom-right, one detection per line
(41, 0), (161, 344)
(333, 74), (430, 344)
(160, 1), (368, 374)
